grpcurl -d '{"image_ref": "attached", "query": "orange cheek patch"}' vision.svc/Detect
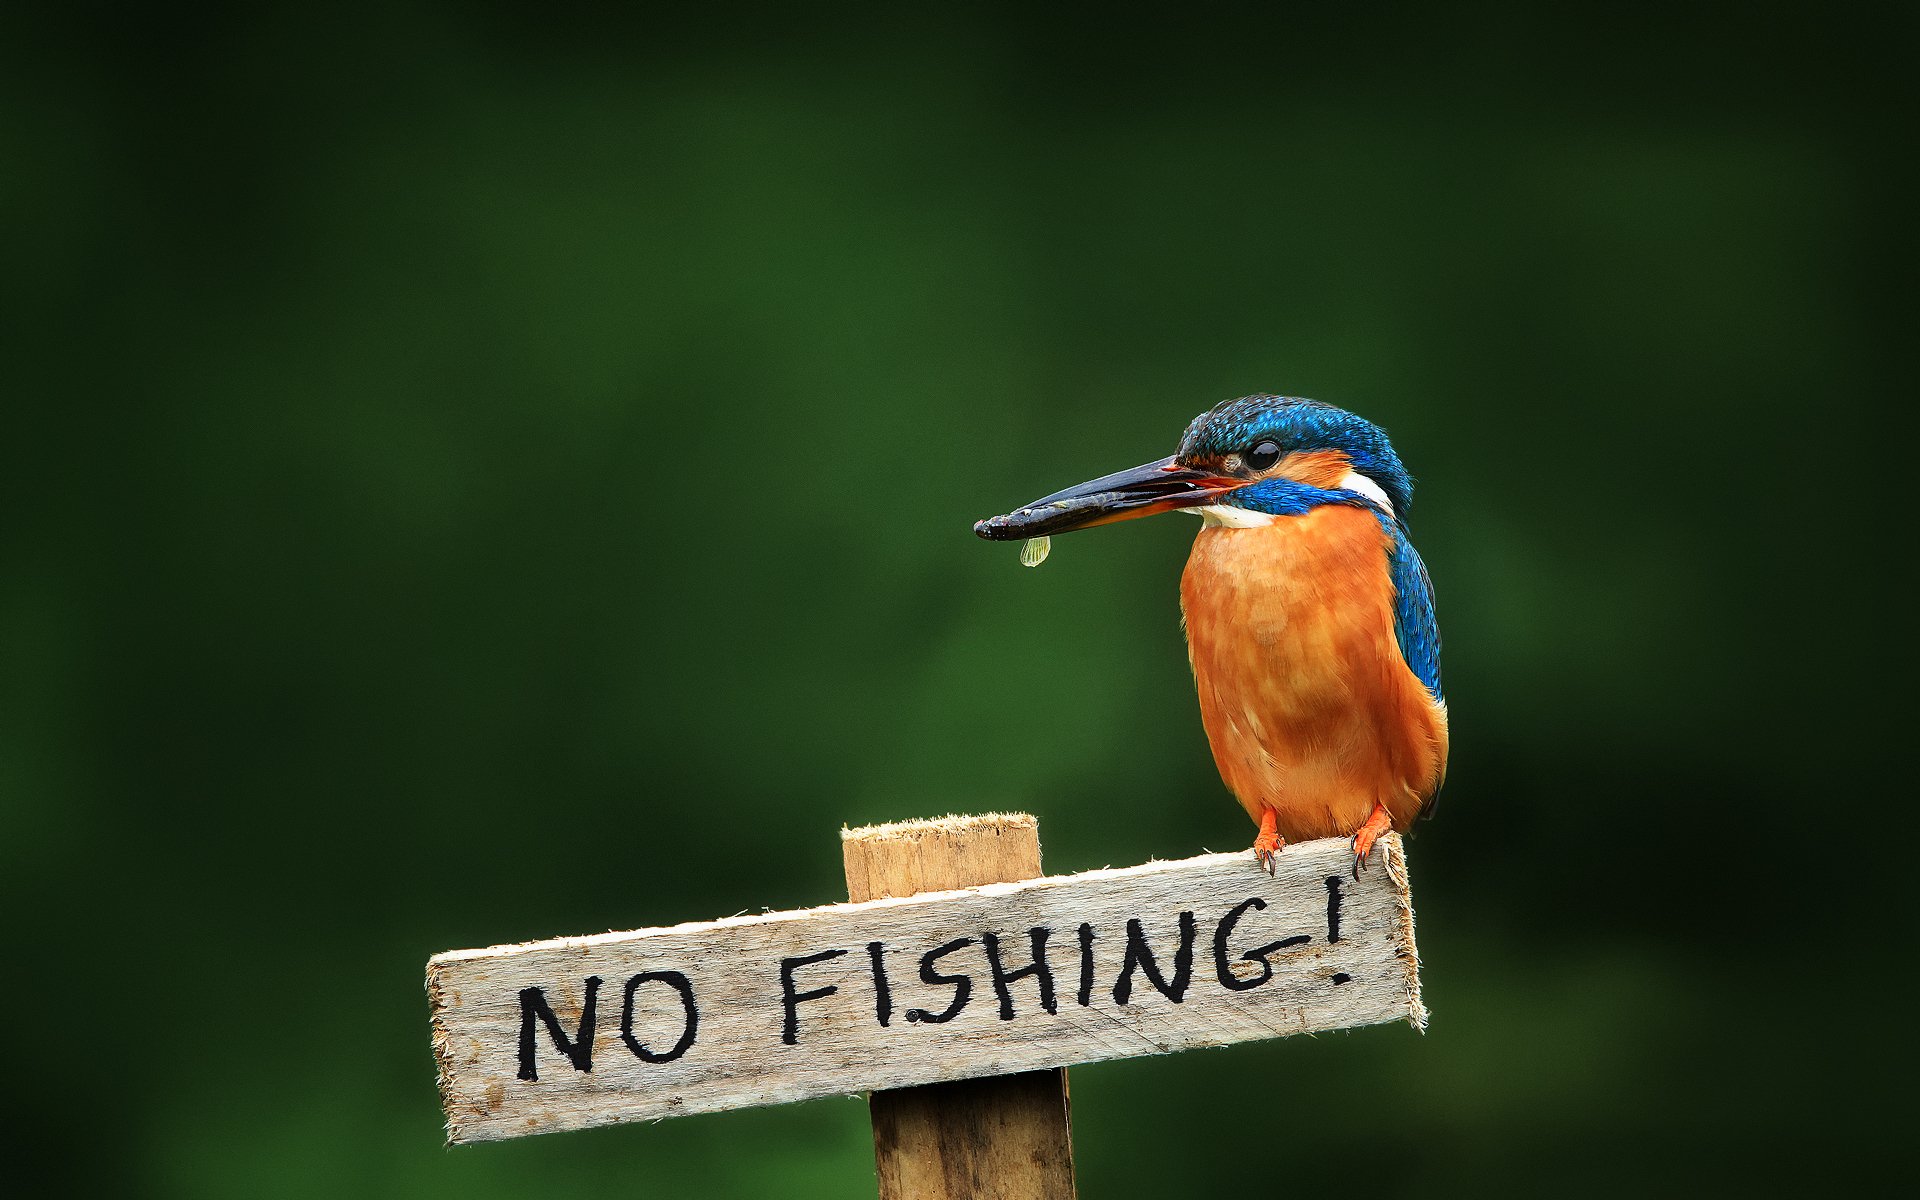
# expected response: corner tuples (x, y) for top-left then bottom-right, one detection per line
(1274, 450), (1353, 489)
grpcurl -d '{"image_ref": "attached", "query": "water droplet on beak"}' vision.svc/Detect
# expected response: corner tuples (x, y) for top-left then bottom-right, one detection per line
(1019, 536), (1051, 568)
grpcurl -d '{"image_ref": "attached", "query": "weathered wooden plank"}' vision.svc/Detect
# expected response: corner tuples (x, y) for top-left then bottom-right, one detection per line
(427, 832), (1423, 1145)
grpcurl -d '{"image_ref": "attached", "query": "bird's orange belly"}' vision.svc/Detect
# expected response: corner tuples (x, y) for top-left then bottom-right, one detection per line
(1180, 507), (1447, 843)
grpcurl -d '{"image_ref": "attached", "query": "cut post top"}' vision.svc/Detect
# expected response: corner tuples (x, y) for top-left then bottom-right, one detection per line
(843, 812), (1043, 903)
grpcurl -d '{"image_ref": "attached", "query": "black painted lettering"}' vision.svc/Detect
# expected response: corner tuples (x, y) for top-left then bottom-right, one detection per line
(867, 941), (894, 1028)
(779, 948), (848, 1046)
(1325, 875), (1344, 943)
(618, 971), (698, 1064)
(904, 937), (975, 1024)
(1112, 912), (1197, 1005)
(1213, 897), (1309, 992)
(982, 927), (1057, 1020)
(516, 976), (601, 1081)
(1075, 922), (1097, 1007)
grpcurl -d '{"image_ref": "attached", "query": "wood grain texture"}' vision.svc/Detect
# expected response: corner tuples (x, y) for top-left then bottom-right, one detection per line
(845, 814), (1075, 1200)
(843, 812), (1046, 903)
(427, 830), (1424, 1145)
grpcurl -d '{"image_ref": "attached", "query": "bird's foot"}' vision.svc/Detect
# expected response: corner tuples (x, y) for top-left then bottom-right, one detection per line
(1348, 802), (1393, 879)
(1252, 807), (1284, 875)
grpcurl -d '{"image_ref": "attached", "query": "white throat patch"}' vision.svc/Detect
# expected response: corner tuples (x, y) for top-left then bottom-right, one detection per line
(1195, 505), (1276, 528)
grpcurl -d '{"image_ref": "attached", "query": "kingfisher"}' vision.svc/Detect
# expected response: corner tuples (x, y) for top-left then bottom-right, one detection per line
(974, 395), (1446, 876)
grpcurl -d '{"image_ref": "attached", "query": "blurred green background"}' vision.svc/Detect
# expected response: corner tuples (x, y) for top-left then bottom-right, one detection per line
(4, 4), (1904, 1196)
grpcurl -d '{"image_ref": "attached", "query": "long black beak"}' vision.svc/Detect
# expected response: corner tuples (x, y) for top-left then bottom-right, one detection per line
(973, 456), (1235, 541)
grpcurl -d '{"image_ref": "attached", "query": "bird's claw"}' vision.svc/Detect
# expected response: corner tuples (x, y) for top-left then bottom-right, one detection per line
(1251, 813), (1283, 875)
(1348, 802), (1393, 880)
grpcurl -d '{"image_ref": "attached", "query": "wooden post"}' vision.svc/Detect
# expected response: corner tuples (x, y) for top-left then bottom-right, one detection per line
(842, 813), (1077, 1200)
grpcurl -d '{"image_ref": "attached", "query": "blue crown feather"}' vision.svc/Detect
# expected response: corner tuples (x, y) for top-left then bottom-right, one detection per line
(1177, 395), (1416, 517)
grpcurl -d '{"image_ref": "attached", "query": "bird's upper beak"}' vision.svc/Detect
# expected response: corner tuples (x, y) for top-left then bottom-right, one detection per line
(973, 456), (1236, 541)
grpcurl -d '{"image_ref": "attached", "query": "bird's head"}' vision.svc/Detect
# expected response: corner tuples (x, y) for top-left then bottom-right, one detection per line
(974, 395), (1413, 542)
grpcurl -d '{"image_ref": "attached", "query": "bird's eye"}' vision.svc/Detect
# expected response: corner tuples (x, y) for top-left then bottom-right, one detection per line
(1245, 440), (1282, 472)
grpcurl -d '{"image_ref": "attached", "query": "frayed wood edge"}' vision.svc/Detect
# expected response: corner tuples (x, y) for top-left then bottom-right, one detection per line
(841, 812), (1038, 842)
(425, 961), (467, 1146)
(1383, 833), (1428, 1033)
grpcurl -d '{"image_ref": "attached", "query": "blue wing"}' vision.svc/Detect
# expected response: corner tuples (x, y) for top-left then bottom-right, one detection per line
(1384, 519), (1443, 702)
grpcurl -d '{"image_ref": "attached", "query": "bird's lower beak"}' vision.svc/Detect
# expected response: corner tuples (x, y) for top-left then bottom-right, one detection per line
(973, 456), (1234, 541)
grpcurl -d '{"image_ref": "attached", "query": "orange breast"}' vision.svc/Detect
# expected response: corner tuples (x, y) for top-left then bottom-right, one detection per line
(1179, 506), (1448, 842)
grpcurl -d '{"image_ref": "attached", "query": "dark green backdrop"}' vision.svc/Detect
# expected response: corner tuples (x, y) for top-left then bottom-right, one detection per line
(6, 5), (1903, 1197)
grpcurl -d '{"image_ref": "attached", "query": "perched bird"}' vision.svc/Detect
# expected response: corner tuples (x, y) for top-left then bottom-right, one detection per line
(975, 395), (1446, 875)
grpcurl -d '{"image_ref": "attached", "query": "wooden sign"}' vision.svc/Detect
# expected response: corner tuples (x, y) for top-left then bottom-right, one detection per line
(427, 832), (1424, 1144)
